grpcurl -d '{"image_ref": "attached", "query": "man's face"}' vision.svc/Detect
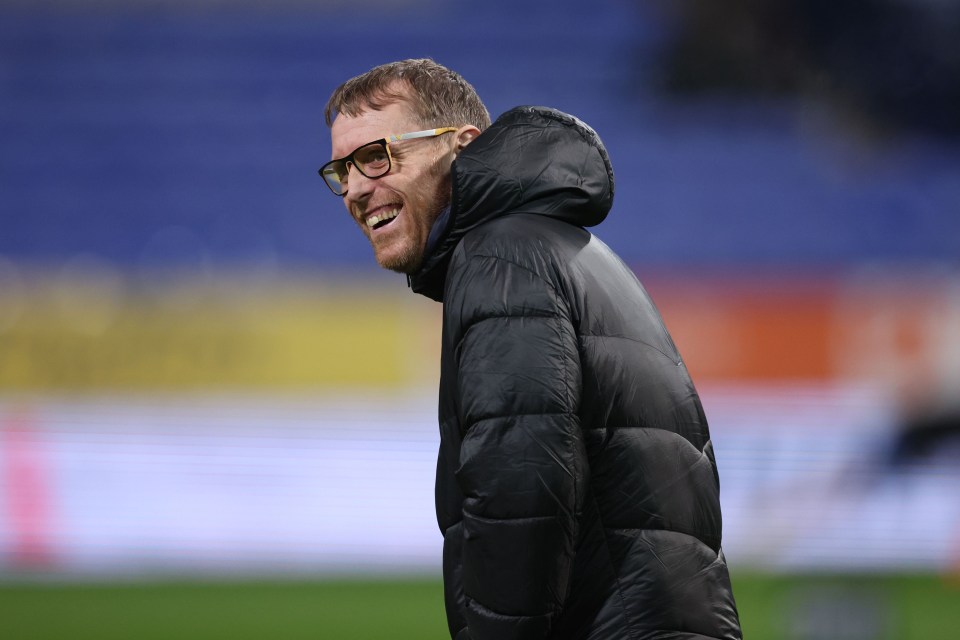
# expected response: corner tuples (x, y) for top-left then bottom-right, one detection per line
(330, 100), (455, 274)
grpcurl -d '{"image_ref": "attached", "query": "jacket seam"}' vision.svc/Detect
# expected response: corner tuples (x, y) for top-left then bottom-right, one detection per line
(465, 595), (557, 621)
(462, 512), (556, 525)
(588, 488), (642, 640)
(606, 527), (722, 558)
(468, 410), (575, 425)
(454, 310), (562, 355)
(459, 310), (560, 334)
(453, 251), (577, 416)
(579, 333), (679, 363)
(468, 252), (560, 296)
(470, 252), (576, 419)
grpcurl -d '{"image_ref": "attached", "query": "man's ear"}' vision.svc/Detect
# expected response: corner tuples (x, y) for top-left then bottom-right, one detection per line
(454, 126), (481, 152)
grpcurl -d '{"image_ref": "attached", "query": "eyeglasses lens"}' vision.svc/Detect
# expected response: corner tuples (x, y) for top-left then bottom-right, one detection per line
(321, 141), (391, 196)
(353, 142), (390, 179)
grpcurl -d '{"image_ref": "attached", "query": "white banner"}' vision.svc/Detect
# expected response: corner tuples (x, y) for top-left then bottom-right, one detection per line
(1, 385), (958, 577)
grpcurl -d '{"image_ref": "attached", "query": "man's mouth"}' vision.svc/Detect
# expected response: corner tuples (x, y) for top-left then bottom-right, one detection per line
(367, 208), (400, 231)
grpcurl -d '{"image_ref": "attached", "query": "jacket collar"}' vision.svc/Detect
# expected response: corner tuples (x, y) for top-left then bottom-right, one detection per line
(409, 106), (615, 302)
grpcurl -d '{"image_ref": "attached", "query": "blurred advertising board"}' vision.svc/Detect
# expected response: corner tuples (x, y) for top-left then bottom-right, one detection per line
(1, 270), (959, 576)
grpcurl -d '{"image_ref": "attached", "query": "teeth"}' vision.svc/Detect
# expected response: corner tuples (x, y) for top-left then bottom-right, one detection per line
(366, 209), (399, 228)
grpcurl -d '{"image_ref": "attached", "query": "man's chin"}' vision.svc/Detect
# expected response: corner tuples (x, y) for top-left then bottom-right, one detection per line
(374, 245), (422, 275)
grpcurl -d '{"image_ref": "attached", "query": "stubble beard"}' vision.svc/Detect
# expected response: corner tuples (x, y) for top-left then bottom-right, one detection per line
(374, 159), (452, 275)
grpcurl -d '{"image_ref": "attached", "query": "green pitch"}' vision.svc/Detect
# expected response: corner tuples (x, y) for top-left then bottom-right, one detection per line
(0, 578), (448, 640)
(1, 573), (957, 639)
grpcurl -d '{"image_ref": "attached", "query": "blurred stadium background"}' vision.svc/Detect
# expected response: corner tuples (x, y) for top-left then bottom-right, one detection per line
(2, 0), (959, 638)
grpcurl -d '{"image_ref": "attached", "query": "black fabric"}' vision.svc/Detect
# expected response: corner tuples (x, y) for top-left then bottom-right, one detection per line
(410, 106), (742, 640)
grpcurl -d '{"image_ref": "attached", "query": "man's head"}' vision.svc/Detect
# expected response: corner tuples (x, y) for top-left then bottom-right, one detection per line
(324, 59), (490, 274)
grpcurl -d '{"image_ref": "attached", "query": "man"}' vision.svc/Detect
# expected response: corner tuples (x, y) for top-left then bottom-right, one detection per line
(322, 58), (742, 640)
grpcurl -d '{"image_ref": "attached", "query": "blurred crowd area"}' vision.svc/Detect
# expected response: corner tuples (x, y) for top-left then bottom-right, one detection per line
(659, 0), (960, 138)
(1, 0), (959, 611)
(1, 0), (958, 270)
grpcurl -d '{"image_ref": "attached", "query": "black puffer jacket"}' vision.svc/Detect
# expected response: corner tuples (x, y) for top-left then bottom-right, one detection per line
(410, 107), (742, 640)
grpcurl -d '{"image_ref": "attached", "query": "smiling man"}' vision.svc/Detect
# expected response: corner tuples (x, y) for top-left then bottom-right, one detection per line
(323, 70), (486, 273)
(322, 59), (742, 640)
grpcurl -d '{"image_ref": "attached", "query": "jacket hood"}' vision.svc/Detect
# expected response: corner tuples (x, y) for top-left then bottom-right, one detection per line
(409, 106), (615, 301)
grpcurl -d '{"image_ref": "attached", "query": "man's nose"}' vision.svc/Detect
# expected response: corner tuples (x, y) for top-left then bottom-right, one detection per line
(344, 164), (376, 202)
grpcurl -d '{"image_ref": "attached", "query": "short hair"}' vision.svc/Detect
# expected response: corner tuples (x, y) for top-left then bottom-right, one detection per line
(325, 58), (491, 132)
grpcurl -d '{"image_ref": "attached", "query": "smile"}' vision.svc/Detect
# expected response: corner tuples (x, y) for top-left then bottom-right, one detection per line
(367, 208), (400, 230)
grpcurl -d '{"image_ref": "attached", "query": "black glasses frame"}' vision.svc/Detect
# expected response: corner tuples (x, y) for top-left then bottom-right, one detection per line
(319, 127), (457, 197)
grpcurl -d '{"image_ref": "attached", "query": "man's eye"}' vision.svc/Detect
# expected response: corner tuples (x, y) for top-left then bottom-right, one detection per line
(359, 151), (389, 173)
(365, 149), (388, 164)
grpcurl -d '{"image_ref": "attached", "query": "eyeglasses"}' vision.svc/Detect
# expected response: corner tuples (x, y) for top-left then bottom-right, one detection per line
(319, 127), (458, 197)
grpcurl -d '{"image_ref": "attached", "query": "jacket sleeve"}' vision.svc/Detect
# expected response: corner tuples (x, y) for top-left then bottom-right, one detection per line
(445, 252), (586, 640)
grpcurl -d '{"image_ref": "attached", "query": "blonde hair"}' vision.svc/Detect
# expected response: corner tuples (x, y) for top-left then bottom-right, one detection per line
(325, 58), (491, 131)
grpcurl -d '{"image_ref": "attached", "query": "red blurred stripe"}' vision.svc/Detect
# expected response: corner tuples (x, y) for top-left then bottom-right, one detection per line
(2, 409), (56, 568)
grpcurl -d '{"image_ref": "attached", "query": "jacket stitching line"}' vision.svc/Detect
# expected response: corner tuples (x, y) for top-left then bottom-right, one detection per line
(579, 333), (679, 363)
(466, 595), (555, 621)
(455, 312), (562, 357)
(469, 411), (575, 424)
(468, 252), (561, 295)
(463, 512), (556, 525)
(449, 250), (571, 355)
(463, 253), (577, 416)
(454, 310), (562, 356)
(607, 527), (722, 558)
(589, 488), (642, 640)
(462, 310), (559, 326)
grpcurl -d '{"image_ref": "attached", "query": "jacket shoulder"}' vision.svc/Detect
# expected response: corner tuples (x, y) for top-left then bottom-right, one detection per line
(454, 214), (591, 273)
